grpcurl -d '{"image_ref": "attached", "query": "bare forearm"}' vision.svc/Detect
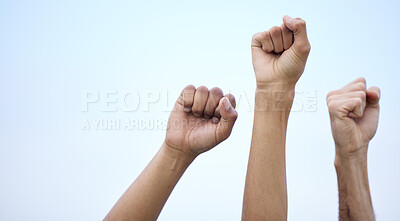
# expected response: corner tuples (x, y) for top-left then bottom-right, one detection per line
(327, 78), (380, 221)
(105, 85), (238, 220)
(242, 86), (294, 220)
(335, 147), (374, 221)
(105, 143), (194, 221)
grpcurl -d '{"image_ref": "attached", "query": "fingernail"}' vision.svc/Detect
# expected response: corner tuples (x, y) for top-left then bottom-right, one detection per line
(224, 97), (231, 111)
(285, 15), (294, 22)
(211, 117), (220, 124)
(184, 107), (191, 112)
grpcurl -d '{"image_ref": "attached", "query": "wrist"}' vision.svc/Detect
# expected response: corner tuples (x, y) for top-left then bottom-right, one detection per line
(255, 83), (295, 112)
(161, 142), (197, 163)
(256, 81), (296, 93)
(334, 144), (368, 169)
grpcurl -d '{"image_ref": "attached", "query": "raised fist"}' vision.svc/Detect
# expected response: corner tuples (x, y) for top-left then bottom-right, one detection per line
(165, 85), (238, 157)
(251, 15), (311, 88)
(327, 78), (380, 156)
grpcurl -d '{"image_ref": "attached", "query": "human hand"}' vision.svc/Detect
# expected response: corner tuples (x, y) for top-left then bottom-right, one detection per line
(165, 85), (238, 158)
(327, 78), (380, 157)
(251, 15), (311, 89)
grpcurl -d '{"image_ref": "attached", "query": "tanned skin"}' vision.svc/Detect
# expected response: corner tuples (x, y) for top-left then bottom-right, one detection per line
(242, 15), (311, 221)
(104, 85), (238, 221)
(327, 78), (380, 221)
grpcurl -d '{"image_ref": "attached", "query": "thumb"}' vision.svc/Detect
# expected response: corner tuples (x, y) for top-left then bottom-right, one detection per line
(216, 97), (238, 143)
(366, 86), (380, 108)
(283, 15), (310, 55)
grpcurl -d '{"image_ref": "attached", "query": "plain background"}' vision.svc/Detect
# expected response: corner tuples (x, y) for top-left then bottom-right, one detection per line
(1, 0), (399, 220)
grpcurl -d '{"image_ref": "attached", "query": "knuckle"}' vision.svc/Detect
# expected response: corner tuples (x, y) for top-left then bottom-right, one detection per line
(251, 34), (258, 44)
(326, 90), (336, 99)
(182, 85), (195, 96)
(225, 94), (236, 107)
(184, 84), (195, 90)
(355, 98), (363, 106)
(192, 108), (202, 115)
(281, 23), (290, 32)
(355, 82), (366, 91)
(295, 19), (306, 28)
(356, 77), (366, 84)
(203, 111), (212, 118)
(232, 110), (238, 121)
(326, 96), (332, 104)
(358, 91), (367, 100)
(297, 42), (311, 53)
(252, 32), (261, 41)
(304, 43), (311, 52)
(210, 87), (223, 97)
(196, 86), (209, 93)
(327, 90), (336, 96)
(270, 26), (281, 36)
(327, 101), (337, 113)
(260, 31), (270, 39)
(225, 93), (235, 100)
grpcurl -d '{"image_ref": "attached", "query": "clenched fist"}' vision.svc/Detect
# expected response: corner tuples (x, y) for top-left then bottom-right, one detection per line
(327, 78), (380, 156)
(165, 85), (238, 158)
(251, 15), (311, 88)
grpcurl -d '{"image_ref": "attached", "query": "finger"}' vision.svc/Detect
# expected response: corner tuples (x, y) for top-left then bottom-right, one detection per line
(328, 98), (364, 119)
(282, 15), (310, 55)
(251, 32), (268, 60)
(251, 32), (262, 48)
(252, 32), (273, 52)
(347, 97), (365, 118)
(213, 102), (222, 123)
(347, 77), (367, 85)
(252, 31), (274, 53)
(281, 23), (293, 50)
(327, 78), (367, 98)
(225, 93), (236, 108)
(366, 86), (380, 107)
(339, 78), (367, 93)
(191, 86), (209, 117)
(204, 87), (223, 119)
(260, 31), (274, 52)
(327, 91), (366, 111)
(269, 26), (284, 53)
(341, 91), (367, 100)
(343, 77), (366, 89)
(213, 94), (236, 121)
(216, 97), (238, 142)
(179, 85), (196, 113)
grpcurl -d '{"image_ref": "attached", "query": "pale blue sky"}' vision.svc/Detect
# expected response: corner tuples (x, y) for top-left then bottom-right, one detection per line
(1, 0), (399, 220)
